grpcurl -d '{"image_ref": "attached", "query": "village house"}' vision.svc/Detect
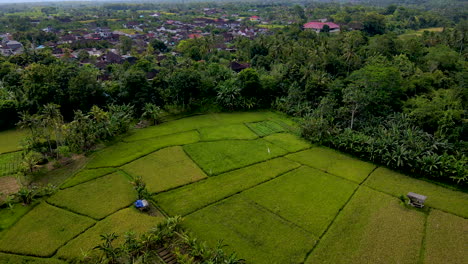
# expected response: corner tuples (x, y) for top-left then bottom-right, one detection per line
(303, 21), (340, 33)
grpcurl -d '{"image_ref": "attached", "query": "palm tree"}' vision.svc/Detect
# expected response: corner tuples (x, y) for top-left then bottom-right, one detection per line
(141, 103), (163, 125)
(42, 103), (64, 158)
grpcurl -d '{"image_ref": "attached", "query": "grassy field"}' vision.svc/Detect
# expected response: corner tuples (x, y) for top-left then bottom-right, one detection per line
(364, 167), (468, 218)
(184, 195), (316, 264)
(122, 146), (207, 193)
(124, 112), (287, 142)
(48, 172), (135, 219)
(0, 202), (38, 232)
(1, 111), (466, 263)
(242, 166), (357, 236)
(286, 147), (376, 183)
(423, 209), (467, 264)
(0, 253), (65, 264)
(0, 129), (27, 154)
(198, 124), (258, 141)
(184, 139), (288, 175)
(246, 120), (286, 136)
(306, 187), (426, 264)
(87, 130), (199, 168)
(60, 167), (117, 189)
(263, 133), (311, 152)
(56, 208), (164, 260)
(0, 203), (95, 257)
(0, 151), (22, 177)
(155, 157), (300, 216)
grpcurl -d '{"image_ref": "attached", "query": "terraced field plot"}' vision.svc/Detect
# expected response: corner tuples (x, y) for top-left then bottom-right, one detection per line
(1, 112), (466, 264)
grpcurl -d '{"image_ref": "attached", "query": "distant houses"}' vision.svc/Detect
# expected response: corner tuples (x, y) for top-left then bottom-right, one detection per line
(303, 21), (340, 33)
(250, 16), (260, 22)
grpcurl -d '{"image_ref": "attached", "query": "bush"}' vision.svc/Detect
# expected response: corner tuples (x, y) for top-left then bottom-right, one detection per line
(301, 113), (467, 184)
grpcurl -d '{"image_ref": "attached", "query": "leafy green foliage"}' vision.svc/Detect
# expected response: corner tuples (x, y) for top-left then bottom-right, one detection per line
(48, 172), (135, 219)
(184, 139), (288, 175)
(306, 187), (425, 264)
(0, 203), (95, 257)
(122, 146), (207, 193)
(184, 195), (316, 264)
(155, 157), (300, 216)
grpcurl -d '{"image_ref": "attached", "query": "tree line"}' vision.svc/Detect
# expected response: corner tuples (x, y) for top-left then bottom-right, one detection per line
(0, 4), (466, 185)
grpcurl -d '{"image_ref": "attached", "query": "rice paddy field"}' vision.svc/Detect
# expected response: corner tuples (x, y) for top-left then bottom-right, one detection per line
(0, 111), (467, 263)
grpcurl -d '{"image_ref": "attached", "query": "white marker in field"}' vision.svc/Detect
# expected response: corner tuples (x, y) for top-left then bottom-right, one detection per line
(267, 147), (271, 155)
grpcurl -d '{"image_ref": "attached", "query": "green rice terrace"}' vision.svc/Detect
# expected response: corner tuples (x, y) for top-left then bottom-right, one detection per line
(0, 111), (467, 263)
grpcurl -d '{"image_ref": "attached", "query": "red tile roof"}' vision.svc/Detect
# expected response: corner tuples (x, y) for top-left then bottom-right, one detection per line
(303, 22), (340, 29)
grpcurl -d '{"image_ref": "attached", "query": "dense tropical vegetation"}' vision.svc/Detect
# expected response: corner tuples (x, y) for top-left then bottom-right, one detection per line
(0, 2), (466, 261)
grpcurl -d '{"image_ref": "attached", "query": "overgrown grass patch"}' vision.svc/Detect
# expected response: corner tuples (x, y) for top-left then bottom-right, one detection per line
(87, 130), (199, 168)
(263, 133), (311, 152)
(0, 203), (95, 257)
(0, 202), (38, 232)
(0, 253), (65, 264)
(286, 147), (376, 183)
(60, 168), (117, 189)
(48, 172), (135, 219)
(246, 120), (285, 136)
(183, 139), (288, 175)
(125, 112), (284, 142)
(56, 208), (164, 261)
(183, 195), (316, 264)
(306, 187), (425, 264)
(122, 146), (206, 193)
(155, 157), (300, 216)
(424, 209), (467, 264)
(242, 166), (357, 236)
(198, 124), (258, 141)
(364, 167), (468, 218)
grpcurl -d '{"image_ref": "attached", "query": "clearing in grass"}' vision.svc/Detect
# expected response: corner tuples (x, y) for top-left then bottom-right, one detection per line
(48, 172), (135, 219)
(306, 187), (425, 264)
(87, 130), (199, 168)
(56, 208), (164, 261)
(155, 157), (300, 216)
(364, 167), (468, 218)
(60, 167), (117, 189)
(242, 166), (357, 236)
(286, 147), (376, 183)
(263, 133), (311, 152)
(423, 209), (468, 264)
(0, 203), (95, 257)
(183, 139), (288, 175)
(122, 146), (207, 193)
(183, 195), (316, 264)
(246, 120), (286, 136)
(198, 124), (258, 141)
